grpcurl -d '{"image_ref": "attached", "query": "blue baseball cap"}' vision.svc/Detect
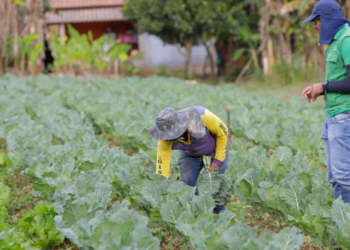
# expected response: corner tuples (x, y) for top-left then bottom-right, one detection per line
(302, 0), (350, 45)
(302, 0), (342, 24)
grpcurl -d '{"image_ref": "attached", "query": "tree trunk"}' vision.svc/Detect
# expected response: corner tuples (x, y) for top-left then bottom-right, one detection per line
(227, 38), (233, 78)
(4, 56), (8, 73)
(0, 57), (3, 75)
(20, 52), (25, 74)
(24, 0), (44, 75)
(202, 53), (208, 77)
(184, 36), (193, 78)
(259, 0), (270, 75)
(203, 39), (216, 80)
(267, 36), (274, 74)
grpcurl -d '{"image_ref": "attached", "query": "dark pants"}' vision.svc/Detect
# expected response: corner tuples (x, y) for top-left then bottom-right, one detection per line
(177, 146), (229, 212)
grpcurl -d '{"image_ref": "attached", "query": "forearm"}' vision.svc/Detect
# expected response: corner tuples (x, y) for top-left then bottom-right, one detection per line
(200, 110), (228, 164)
(324, 65), (350, 94)
(213, 136), (228, 164)
(156, 140), (173, 178)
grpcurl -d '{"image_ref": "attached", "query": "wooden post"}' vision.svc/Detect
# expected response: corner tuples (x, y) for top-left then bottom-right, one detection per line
(227, 106), (231, 144)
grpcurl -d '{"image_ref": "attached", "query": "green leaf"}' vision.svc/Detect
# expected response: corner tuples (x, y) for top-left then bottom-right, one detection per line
(307, 188), (332, 218)
(280, 180), (307, 212)
(295, 138), (311, 155)
(222, 224), (256, 246)
(0, 151), (8, 167)
(274, 146), (293, 164)
(230, 138), (247, 151)
(233, 48), (246, 61)
(91, 221), (122, 248)
(160, 200), (185, 224)
(11, 0), (26, 6)
(32, 183), (55, 199)
(193, 194), (215, 215)
(240, 179), (252, 198)
(197, 170), (221, 196)
(140, 184), (162, 208)
(29, 43), (43, 62)
(338, 222), (350, 250)
(176, 211), (196, 226)
(0, 206), (7, 223)
(134, 236), (160, 250)
(262, 156), (279, 173)
(297, 172), (312, 192)
(0, 182), (10, 206)
(95, 232), (121, 250)
(62, 203), (89, 228)
(264, 186), (291, 215)
(168, 181), (187, 194)
(152, 174), (169, 195)
(217, 210), (235, 224)
(269, 227), (304, 250)
(331, 198), (350, 229)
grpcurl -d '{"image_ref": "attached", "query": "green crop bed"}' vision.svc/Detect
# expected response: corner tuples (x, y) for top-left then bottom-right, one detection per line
(0, 74), (348, 249)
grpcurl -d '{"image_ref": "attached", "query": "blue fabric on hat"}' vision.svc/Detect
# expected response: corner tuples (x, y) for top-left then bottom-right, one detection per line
(302, 0), (350, 45)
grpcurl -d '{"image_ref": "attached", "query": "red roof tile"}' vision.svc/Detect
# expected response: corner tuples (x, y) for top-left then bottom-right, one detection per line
(45, 6), (126, 24)
(49, 0), (124, 9)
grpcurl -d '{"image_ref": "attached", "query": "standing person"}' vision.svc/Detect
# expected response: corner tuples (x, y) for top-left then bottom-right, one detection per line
(149, 106), (229, 213)
(302, 1), (350, 208)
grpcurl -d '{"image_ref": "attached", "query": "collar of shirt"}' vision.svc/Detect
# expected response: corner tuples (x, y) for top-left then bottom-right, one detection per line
(333, 23), (349, 41)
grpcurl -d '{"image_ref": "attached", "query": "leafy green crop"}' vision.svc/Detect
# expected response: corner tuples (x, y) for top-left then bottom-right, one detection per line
(16, 201), (64, 249)
(0, 74), (333, 249)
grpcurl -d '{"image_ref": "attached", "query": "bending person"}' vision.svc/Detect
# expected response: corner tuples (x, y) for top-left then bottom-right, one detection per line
(149, 106), (229, 213)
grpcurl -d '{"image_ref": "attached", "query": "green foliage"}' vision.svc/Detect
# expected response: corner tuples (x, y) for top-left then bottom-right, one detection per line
(122, 0), (235, 45)
(331, 198), (350, 230)
(0, 182), (10, 206)
(18, 34), (42, 74)
(29, 43), (43, 63)
(50, 25), (139, 76)
(0, 74), (337, 248)
(16, 201), (64, 249)
(155, 65), (174, 78)
(123, 0), (235, 76)
(261, 55), (320, 86)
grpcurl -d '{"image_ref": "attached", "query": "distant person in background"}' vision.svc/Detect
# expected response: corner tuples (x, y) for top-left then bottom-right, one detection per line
(217, 51), (225, 77)
(43, 40), (54, 73)
(149, 106), (229, 213)
(301, 0), (350, 243)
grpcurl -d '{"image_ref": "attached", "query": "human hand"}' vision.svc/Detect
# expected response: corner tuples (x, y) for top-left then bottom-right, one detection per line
(206, 162), (220, 173)
(310, 83), (323, 102)
(301, 86), (312, 103)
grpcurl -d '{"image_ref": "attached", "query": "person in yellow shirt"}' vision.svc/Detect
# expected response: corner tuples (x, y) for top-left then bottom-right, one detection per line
(149, 106), (229, 213)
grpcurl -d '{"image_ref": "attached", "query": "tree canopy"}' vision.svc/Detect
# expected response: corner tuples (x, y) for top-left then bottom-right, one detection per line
(122, 0), (235, 76)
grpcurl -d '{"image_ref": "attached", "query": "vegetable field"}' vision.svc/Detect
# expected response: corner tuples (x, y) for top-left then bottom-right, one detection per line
(0, 75), (349, 250)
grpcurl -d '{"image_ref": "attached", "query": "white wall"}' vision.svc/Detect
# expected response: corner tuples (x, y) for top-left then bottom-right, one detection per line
(139, 33), (208, 68)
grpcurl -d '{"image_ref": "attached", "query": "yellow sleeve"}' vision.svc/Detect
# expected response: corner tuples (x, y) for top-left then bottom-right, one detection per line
(156, 140), (173, 178)
(200, 109), (228, 163)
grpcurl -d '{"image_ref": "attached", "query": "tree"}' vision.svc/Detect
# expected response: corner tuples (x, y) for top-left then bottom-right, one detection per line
(0, 0), (50, 75)
(122, 0), (234, 78)
(0, 0), (19, 75)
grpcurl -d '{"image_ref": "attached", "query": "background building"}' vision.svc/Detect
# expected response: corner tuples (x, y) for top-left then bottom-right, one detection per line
(45, 0), (213, 75)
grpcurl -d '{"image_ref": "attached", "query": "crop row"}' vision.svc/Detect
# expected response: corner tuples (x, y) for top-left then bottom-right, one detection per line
(0, 76), (158, 249)
(26, 75), (350, 248)
(0, 75), (305, 249)
(30, 75), (326, 164)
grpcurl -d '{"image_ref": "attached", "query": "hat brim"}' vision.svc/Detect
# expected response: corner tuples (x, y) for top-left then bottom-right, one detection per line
(302, 14), (318, 24)
(149, 111), (189, 141)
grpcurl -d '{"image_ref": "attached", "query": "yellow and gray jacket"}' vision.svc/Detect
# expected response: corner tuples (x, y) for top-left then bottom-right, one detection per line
(156, 106), (228, 178)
